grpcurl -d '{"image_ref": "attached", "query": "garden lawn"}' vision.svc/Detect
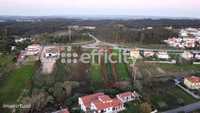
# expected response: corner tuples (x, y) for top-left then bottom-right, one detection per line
(0, 63), (36, 104)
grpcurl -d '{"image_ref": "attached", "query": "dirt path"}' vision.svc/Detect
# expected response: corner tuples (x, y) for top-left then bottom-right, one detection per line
(40, 46), (59, 74)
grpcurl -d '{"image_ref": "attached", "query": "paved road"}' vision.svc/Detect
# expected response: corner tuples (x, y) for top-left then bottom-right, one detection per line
(162, 101), (200, 113)
(137, 48), (200, 53)
(82, 33), (118, 49)
(41, 33), (200, 54)
(83, 33), (200, 53)
(88, 33), (101, 43)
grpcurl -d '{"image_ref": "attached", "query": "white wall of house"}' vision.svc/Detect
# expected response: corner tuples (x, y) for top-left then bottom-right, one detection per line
(78, 98), (87, 112)
(184, 79), (200, 89)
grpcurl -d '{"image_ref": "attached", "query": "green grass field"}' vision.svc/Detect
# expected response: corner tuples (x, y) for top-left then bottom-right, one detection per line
(0, 55), (14, 72)
(149, 84), (197, 111)
(90, 63), (102, 83)
(0, 55), (14, 66)
(0, 63), (36, 104)
(90, 49), (130, 82)
(116, 63), (129, 80)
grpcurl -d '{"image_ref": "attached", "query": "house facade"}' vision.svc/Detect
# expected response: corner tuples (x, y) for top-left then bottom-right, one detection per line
(79, 91), (139, 113)
(184, 76), (200, 89)
(25, 44), (41, 56)
(116, 91), (139, 103)
(156, 52), (170, 60)
(45, 47), (60, 58)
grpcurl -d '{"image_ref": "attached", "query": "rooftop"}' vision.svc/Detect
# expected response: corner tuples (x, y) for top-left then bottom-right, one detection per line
(185, 76), (200, 83)
(92, 98), (122, 110)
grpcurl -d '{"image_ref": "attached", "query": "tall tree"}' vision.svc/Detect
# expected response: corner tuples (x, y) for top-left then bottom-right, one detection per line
(0, 29), (15, 53)
(139, 102), (152, 113)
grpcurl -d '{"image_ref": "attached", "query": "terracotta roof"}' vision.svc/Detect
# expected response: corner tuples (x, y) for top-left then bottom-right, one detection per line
(117, 92), (133, 98)
(98, 95), (112, 102)
(80, 93), (105, 109)
(185, 76), (200, 83)
(92, 98), (122, 110)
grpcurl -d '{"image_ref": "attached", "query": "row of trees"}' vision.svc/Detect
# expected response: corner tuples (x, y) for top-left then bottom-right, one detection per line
(0, 29), (15, 53)
(35, 32), (92, 44)
(94, 26), (178, 44)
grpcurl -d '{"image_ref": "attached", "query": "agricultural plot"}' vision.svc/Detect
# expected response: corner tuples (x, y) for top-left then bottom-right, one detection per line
(90, 63), (102, 83)
(116, 63), (129, 80)
(89, 48), (131, 83)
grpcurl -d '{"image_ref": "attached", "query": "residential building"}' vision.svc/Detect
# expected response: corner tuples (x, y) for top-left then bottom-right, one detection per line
(181, 51), (193, 60)
(164, 28), (200, 49)
(156, 52), (170, 60)
(184, 76), (200, 89)
(116, 91), (139, 103)
(79, 93), (104, 111)
(130, 48), (141, 59)
(15, 37), (29, 43)
(45, 47), (60, 58)
(25, 44), (41, 56)
(79, 93), (125, 113)
(90, 97), (124, 113)
(142, 51), (155, 58)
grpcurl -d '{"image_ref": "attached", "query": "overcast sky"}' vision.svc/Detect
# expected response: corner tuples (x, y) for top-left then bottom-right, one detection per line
(0, 0), (200, 18)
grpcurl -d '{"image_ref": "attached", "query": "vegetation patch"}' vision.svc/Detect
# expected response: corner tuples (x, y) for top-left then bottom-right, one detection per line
(122, 102), (140, 113)
(90, 63), (102, 83)
(143, 81), (198, 111)
(0, 63), (36, 104)
(116, 63), (129, 80)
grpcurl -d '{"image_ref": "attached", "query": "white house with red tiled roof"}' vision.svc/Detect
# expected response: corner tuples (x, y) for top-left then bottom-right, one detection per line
(78, 93), (125, 113)
(116, 91), (139, 103)
(79, 93), (104, 111)
(184, 76), (200, 89)
(25, 44), (41, 56)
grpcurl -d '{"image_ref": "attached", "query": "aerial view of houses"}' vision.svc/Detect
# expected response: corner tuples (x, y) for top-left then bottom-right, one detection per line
(1, 0), (200, 113)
